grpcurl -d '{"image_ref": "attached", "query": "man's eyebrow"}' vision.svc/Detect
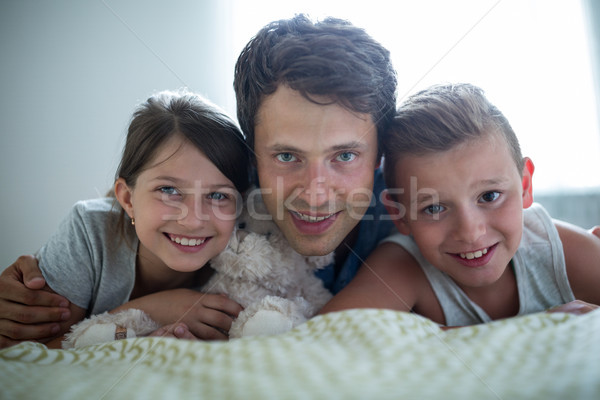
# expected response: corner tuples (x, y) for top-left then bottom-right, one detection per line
(329, 141), (368, 151)
(268, 141), (368, 153)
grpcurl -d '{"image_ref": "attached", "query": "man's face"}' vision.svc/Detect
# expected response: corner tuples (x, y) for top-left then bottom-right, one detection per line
(253, 85), (379, 256)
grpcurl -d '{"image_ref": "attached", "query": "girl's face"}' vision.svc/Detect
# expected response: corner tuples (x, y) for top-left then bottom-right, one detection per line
(391, 134), (533, 292)
(117, 135), (238, 273)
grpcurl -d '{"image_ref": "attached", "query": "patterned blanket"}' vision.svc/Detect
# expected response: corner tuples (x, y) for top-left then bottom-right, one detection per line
(1, 309), (599, 399)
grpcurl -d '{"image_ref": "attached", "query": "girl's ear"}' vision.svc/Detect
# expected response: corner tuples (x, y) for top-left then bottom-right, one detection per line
(521, 157), (535, 209)
(114, 178), (134, 219)
(382, 189), (411, 235)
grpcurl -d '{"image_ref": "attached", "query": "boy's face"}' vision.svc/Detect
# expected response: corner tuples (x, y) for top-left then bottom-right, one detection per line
(253, 85), (379, 256)
(391, 134), (533, 291)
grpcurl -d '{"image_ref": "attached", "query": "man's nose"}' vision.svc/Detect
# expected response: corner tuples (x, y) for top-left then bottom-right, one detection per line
(298, 161), (332, 208)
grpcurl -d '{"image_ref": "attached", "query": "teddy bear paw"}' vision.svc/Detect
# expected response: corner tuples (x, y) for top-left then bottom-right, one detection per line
(240, 309), (295, 337)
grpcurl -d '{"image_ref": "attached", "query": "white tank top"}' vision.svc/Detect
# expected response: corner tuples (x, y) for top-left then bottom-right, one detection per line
(381, 203), (575, 326)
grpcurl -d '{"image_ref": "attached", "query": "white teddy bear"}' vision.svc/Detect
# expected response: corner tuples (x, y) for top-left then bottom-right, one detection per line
(62, 194), (333, 348)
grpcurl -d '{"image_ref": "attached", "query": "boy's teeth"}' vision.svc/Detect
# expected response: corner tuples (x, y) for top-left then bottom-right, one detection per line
(170, 236), (205, 246)
(460, 248), (488, 260)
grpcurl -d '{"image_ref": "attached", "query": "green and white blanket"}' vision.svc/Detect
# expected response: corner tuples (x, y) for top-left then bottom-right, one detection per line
(1, 309), (599, 399)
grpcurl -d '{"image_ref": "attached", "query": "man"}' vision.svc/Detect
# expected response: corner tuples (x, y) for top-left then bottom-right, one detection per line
(0, 15), (398, 347)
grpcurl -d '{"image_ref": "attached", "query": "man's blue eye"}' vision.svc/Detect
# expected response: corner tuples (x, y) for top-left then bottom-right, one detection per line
(337, 152), (356, 162)
(481, 191), (500, 203)
(276, 153), (296, 162)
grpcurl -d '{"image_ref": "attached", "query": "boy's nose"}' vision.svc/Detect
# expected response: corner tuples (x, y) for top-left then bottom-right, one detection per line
(453, 208), (486, 243)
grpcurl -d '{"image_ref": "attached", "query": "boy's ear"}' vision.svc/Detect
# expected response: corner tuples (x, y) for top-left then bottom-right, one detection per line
(114, 178), (135, 219)
(521, 157), (535, 209)
(383, 189), (411, 235)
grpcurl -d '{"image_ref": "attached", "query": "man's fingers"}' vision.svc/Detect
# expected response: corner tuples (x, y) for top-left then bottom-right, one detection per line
(1, 303), (70, 324)
(547, 300), (598, 315)
(16, 255), (46, 290)
(4, 284), (69, 308)
(0, 319), (61, 342)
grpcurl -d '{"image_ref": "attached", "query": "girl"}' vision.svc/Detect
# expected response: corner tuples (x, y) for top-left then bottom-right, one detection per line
(36, 90), (251, 347)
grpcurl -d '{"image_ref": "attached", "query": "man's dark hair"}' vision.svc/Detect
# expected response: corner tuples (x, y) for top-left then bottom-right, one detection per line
(234, 14), (397, 159)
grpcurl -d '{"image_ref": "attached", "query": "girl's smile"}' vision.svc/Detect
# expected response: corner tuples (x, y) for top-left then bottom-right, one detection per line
(116, 134), (238, 275)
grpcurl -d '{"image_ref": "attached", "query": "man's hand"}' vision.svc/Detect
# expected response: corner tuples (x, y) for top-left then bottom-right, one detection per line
(0, 255), (71, 348)
(547, 299), (598, 316)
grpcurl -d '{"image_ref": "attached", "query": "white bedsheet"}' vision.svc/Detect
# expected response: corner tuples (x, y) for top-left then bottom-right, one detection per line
(1, 308), (599, 399)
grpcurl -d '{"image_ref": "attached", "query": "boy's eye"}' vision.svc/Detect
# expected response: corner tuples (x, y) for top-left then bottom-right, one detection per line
(424, 204), (445, 215)
(336, 152), (356, 162)
(276, 153), (296, 162)
(480, 191), (500, 203)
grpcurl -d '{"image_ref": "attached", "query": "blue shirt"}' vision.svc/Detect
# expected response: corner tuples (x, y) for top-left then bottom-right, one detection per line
(315, 168), (394, 294)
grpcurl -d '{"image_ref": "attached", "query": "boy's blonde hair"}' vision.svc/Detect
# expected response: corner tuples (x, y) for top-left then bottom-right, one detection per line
(383, 83), (524, 191)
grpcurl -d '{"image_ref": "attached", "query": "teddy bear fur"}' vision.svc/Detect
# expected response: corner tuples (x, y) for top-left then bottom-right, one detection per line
(204, 193), (333, 337)
(62, 194), (333, 348)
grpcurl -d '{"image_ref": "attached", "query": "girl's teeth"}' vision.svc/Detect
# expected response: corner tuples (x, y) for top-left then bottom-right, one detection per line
(170, 236), (205, 246)
(460, 248), (488, 260)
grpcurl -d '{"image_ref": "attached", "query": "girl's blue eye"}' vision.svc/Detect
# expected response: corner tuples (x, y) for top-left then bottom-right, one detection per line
(336, 152), (356, 162)
(160, 186), (180, 196)
(276, 153), (296, 162)
(480, 191), (500, 203)
(424, 204), (445, 215)
(208, 192), (227, 201)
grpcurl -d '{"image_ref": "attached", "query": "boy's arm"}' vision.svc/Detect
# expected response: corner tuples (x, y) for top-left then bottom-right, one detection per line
(318, 242), (425, 315)
(556, 220), (600, 305)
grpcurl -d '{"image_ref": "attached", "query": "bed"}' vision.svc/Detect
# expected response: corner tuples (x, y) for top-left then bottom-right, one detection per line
(1, 308), (599, 399)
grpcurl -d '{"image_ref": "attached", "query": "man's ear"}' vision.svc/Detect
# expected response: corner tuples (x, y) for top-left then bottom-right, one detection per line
(114, 178), (134, 219)
(382, 189), (411, 235)
(521, 157), (535, 209)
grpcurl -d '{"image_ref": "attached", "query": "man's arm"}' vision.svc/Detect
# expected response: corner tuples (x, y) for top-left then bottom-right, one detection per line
(0, 256), (71, 348)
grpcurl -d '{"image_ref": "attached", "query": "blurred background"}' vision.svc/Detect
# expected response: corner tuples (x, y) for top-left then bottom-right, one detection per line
(1, 0), (599, 269)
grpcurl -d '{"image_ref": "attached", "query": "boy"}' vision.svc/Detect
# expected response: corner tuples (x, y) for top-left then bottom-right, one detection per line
(320, 83), (600, 326)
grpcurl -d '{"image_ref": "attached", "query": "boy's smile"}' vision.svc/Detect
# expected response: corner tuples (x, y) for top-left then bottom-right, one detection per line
(393, 133), (533, 292)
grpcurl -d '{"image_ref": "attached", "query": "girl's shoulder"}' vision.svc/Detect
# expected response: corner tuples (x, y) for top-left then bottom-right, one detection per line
(70, 198), (122, 221)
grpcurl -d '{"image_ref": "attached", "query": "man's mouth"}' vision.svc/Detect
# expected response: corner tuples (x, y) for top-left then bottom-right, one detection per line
(290, 211), (336, 223)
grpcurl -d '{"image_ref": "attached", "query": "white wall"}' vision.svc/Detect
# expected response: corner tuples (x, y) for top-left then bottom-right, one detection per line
(0, 0), (237, 269)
